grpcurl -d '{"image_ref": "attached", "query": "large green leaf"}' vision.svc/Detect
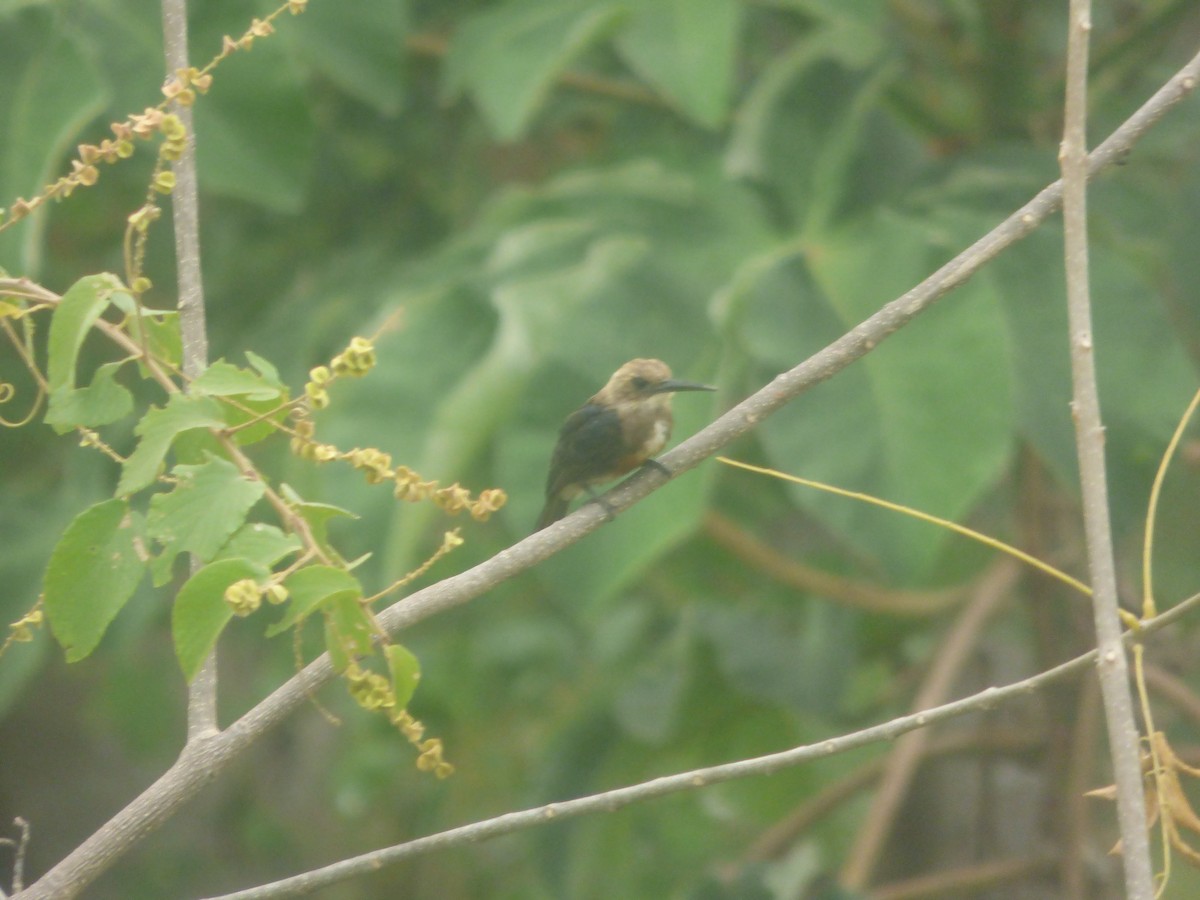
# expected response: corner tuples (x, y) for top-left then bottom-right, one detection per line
(0, 9), (108, 274)
(188, 0), (315, 211)
(615, 0), (742, 128)
(43, 498), (145, 662)
(741, 209), (1015, 577)
(284, 0), (409, 114)
(445, 0), (625, 140)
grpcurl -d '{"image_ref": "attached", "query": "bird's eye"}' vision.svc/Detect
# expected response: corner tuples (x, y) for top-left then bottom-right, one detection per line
(630, 376), (649, 390)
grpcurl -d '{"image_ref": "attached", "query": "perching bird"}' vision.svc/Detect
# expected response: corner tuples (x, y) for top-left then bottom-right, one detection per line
(535, 358), (716, 531)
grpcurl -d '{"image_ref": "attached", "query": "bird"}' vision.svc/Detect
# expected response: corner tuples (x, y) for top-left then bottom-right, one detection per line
(534, 358), (716, 531)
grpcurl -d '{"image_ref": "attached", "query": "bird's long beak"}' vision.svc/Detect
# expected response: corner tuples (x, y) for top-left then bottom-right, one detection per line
(651, 378), (717, 395)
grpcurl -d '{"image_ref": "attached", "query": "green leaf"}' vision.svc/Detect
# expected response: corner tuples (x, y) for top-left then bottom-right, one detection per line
(214, 523), (303, 569)
(124, 310), (182, 372)
(172, 558), (268, 682)
(324, 592), (374, 673)
(744, 209), (1014, 576)
(118, 394), (226, 496)
(266, 565), (362, 637)
(191, 359), (285, 401)
(284, 0), (409, 114)
(385, 643), (421, 710)
(43, 498), (145, 662)
(612, 622), (693, 744)
(191, 22), (314, 212)
(445, 0), (625, 140)
(280, 487), (359, 558)
(244, 350), (283, 385)
(190, 357), (289, 446)
(0, 15), (108, 273)
(146, 455), (267, 584)
(46, 274), (129, 394)
(44, 360), (133, 432)
(615, 0), (742, 128)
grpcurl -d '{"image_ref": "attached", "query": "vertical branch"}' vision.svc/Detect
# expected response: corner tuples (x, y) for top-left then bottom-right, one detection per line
(1059, 1), (1153, 896)
(840, 561), (1018, 890)
(161, 0), (217, 741)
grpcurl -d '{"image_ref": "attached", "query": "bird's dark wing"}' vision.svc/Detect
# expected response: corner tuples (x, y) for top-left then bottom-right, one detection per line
(544, 402), (625, 498)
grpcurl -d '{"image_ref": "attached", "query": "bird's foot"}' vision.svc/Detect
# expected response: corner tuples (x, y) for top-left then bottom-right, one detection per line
(584, 488), (618, 522)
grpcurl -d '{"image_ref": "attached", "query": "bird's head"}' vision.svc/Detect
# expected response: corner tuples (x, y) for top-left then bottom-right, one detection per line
(596, 358), (716, 405)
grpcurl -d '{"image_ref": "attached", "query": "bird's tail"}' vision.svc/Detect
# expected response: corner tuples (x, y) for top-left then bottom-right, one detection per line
(534, 496), (570, 532)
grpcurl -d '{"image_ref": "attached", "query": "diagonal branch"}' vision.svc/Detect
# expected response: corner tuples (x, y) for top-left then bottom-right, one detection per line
(200, 590), (1200, 900)
(18, 44), (1200, 900)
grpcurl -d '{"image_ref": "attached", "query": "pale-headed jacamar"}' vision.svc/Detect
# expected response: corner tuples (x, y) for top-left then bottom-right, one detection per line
(534, 358), (715, 531)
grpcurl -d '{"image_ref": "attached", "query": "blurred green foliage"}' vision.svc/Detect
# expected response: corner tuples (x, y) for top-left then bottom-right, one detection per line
(2, 0), (1200, 897)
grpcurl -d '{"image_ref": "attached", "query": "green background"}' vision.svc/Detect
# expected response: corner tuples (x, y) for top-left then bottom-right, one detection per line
(2, 0), (1200, 897)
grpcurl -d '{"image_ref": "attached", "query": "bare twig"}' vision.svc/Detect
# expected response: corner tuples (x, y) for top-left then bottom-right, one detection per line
(198, 592), (1200, 900)
(871, 854), (1058, 900)
(162, 0), (217, 742)
(17, 46), (1200, 900)
(840, 560), (1019, 889)
(737, 727), (1040, 867)
(703, 511), (966, 616)
(1060, 1), (1154, 896)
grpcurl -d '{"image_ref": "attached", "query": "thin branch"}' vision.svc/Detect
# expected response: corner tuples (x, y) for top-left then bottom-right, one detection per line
(871, 854), (1059, 900)
(840, 559), (1019, 889)
(161, 0), (217, 741)
(1060, 1), (1154, 895)
(703, 510), (967, 616)
(200, 592), (1200, 900)
(17, 46), (1200, 900)
(737, 728), (1040, 868)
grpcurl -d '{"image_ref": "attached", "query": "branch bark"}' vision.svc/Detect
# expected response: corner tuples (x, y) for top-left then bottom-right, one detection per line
(16, 43), (1200, 900)
(161, 0), (218, 742)
(1060, 1), (1154, 896)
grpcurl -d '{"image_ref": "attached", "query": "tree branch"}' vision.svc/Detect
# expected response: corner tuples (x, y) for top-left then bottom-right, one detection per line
(161, 0), (218, 742)
(840, 559), (1019, 888)
(17, 44), (1200, 900)
(200, 591), (1200, 900)
(1060, 1), (1154, 895)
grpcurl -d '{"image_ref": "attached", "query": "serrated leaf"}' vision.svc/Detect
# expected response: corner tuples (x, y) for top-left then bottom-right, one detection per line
(244, 350), (283, 385)
(43, 498), (145, 662)
(445, 0), (625, 140)
(125, 310), (182, 372)
(172, 558), (268, 682)
(44, 360), (133, 432)
(616, 0), (742, 128)
(324, 592), (374, 673)
(191, 359), (285, 401)
(385, 643), (421, 710)
(214, 523), (303, 569)
(118, 394), (226, 496)
(266, 565), (362, 637)
(46, 274), (129, 394)
(146, 454), (267, 584)
(280, 487), (359, 558)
